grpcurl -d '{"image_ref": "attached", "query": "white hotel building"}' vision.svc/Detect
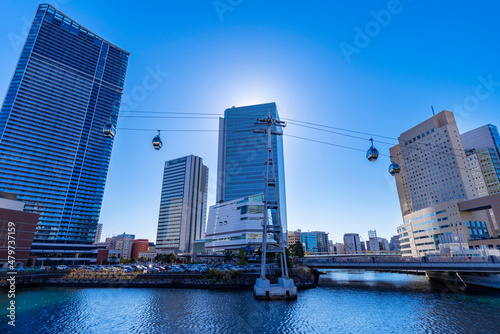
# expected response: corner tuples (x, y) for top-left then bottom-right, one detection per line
(391, 111), (492, 256)
(205, 194), (276, 252)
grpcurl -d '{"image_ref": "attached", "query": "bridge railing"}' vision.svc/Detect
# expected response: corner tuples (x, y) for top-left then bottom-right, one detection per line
(426, 256), (490, 263)
(373, 257), (422, 263)
(334, 257), (372, 263)
(305, 255), (500, 265)
(306, 256), (422, 263)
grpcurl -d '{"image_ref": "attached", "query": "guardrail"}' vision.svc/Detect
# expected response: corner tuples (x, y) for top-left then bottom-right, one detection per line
(303, 256), (500, 272)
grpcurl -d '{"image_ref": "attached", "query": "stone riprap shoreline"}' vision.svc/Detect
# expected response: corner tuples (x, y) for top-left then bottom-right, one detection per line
(0, 267), (319, 290)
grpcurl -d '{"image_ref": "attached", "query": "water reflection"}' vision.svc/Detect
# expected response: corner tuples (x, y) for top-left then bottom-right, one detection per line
(1, 270), (499, 333)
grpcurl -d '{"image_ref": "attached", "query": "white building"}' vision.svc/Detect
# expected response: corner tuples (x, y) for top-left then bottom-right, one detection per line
(390, 111), (495, 256)
(288, 229), (302, 248)
(343, 233), (362, 253)
(368, 230), (380, 252)
(105, 233), (135, 259)
(205, 194), (276, 252)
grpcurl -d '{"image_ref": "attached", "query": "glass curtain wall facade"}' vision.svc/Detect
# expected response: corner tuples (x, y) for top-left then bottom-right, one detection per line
(301, 233), (318, 254)
(462, 124), (500, 195)
(216, 103), (288, 234)
(0, 4), (129, 245)
(156, 155), (208, 253)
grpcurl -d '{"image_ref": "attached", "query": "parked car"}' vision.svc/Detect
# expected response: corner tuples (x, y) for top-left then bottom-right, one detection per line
(56, 265), (68, 270)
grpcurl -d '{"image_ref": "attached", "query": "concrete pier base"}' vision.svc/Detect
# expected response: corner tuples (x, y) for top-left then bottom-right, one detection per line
(254, 278), (297, 300)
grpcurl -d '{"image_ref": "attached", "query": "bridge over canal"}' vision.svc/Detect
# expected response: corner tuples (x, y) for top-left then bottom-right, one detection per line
(303, 255), (500, 289)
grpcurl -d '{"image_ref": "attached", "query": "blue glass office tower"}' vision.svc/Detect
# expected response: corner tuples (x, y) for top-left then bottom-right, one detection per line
(216, 103), (287, 234)
(0, 4), (128, 254)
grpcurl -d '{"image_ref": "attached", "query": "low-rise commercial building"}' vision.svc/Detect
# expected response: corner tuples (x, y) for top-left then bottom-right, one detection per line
(106, 233), (135, 259)
(0, 192), (39, 268)
(205, 194), (276, 252)
(131, 239), (149, 259)
(288, 229), (302, 248)
(397, 199), (491, 257)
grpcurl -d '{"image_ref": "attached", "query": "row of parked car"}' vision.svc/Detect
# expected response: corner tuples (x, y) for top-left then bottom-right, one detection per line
(148, 263), (260, 273)
(36, 263), (261, 273)
(39, 264), (144, 272)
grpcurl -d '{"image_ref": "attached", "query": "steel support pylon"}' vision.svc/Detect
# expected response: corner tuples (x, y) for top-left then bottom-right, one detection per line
(254, 111), (289, 280)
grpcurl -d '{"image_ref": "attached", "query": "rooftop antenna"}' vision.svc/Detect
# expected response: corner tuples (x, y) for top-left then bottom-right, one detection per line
(431, 106), (435, 116)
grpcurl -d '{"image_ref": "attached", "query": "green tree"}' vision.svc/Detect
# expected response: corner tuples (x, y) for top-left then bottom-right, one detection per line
(167, 252), (177, 264)
(266, 250), (275, 263)
(225, 250), (234, 261)
(290, 242), (305, 259)
(237, 247), (248, 266)
(276, 247), (293, 269)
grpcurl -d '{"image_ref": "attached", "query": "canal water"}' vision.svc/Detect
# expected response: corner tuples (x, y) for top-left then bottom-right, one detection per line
(1, 270), (500, 333)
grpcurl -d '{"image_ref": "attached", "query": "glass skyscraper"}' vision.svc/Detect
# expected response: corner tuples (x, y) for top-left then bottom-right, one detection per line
(462, 124), (500, 195)
(216, 102), (287, 233)
(461, 124), (500, 155)
(0, 4), (129, 253)
(156, 155), (208, 253)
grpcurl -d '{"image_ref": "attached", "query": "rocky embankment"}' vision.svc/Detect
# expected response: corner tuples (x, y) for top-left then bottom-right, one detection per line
(0, 267), (319, 290)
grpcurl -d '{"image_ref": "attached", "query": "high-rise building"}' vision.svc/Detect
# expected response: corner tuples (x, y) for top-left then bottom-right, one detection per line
(366, 230), (389, 252)
(155, 155), (208, 253)
(390, 111), (478, 215)
(328, 240), (335, 253)
(462, 125), (500, 196)
(0, 5), (129, 261)
(461, 124), (500, 157)
(368, 230), (380, 252)
(467, 152), (490, 197)
(301, 232), (318, 254)
(216, 103), (287, 235)
(343, 233), (362, 253)
(466, 148), (500, 195)
(380, 238), (390, 251)
(389, 235), (401, 251)
(303, 231), (329, 253)
(391, 111), (493, 256)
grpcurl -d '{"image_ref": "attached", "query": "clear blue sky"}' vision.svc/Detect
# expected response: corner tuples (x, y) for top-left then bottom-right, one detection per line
(1, 0), (499, 244)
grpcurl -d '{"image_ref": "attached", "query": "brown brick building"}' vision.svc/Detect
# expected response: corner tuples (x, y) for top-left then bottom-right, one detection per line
(131, 239), (149, 259)
(0, 192), (39, 267)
